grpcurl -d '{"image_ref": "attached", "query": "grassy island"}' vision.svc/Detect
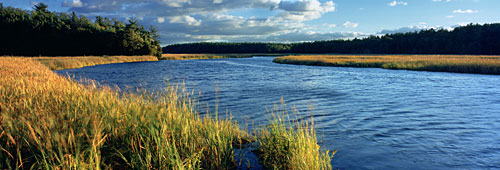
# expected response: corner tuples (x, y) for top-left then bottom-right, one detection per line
(273, 55), (500, 75)
(0, 57), (332, 169)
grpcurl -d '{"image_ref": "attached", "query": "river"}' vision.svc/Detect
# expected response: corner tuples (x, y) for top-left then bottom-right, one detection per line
(57, 57), (500, 169)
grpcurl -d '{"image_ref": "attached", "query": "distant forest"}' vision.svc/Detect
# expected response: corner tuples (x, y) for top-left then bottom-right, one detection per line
(163, 23), (500, 55)
(0, 3), (161, 56)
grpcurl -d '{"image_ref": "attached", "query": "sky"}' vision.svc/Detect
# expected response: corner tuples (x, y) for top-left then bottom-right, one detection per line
(2, 0), (499, 45)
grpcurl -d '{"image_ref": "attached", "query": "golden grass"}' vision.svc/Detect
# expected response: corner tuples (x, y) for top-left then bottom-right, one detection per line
(256, 100), (334, 170)
(0, 57), (248, 169)
(274, 55), (500, 75)
(160, 54), (253, 60)
(29, 55), (159, 70)
(0, 57), (333, 170)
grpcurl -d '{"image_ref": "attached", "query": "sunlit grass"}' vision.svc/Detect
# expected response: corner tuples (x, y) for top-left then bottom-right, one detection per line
(0, 57), (248, 169)
(0, 57), (333, 170)
(160, 54), (253, 60)
(274, 55), (500, 75)
(30, 55), (159, 70)
(256, 99), (334, 170)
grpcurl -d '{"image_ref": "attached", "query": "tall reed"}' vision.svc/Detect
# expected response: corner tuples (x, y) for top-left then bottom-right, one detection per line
(256, 99), (334, 170)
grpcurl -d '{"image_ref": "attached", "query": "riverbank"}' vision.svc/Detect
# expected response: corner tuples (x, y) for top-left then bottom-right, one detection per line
(24, 54), (267, 71)
(31, 55), (159, 70)
(159, 53), (292, 60)
(160, 54), (253, 60)
(0, 57), (332, 169)
(273, 55), (500, 75)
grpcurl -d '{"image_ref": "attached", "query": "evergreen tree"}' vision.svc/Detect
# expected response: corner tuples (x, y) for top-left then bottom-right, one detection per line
(0, 3), (162, 57)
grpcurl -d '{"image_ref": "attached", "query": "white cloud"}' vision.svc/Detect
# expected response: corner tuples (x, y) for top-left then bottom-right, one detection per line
(432, 0), (451, 2)
(265, 31), (365, 42)
(160, 0), (192, 8)
(388, 1), (408, 7)
(455, 22), (469, 27)
(157, 17), (165, 23)
(162, 31), (366, 44)
(378, 25), (427, 34)
(378, 25), (455, 34)
(277, 0), (335, 21)
(324, 23), (337, 28)
(168, 15), (202, 26)
(278, 0), (335, 12)
(62, 0), (83, 7)
(343, 21), (359, 28)
(64, 0), (339, 44)
(446, 15), (455, 18)
(452, 9), (478, 14)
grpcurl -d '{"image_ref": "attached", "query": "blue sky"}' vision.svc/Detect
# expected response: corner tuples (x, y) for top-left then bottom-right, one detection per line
(2, 0), (499, 45)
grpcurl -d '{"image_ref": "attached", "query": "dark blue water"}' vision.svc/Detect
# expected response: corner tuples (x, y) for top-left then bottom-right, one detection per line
(57, 57), (500, 170)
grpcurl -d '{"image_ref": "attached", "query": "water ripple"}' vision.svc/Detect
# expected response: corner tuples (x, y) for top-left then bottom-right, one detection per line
(58, 57), (500, 170)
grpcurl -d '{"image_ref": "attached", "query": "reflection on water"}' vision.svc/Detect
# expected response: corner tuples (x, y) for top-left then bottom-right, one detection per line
(58, 57), (500, 170)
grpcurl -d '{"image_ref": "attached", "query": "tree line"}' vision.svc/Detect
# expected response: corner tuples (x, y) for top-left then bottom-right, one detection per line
(163, 23), (500, 55)
(0, 3), (162, 57)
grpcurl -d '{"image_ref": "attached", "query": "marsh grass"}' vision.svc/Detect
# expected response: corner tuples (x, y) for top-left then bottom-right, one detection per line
(160, 54), (253, 60)
(256, 99), (334, 170)
(30, 55), (159, 70)
(0, 57), (333, 170)
(274, 55), (500, 75)
(0, 57), (248, 169)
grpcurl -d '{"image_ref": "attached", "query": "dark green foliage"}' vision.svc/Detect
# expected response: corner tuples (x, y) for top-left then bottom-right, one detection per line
(163, 23), (500, 55)
(164, 42), (293, 53)
(0, 3), (161, 57)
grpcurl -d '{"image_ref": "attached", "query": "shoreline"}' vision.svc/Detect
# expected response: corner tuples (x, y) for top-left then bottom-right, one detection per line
(30, 55), (159, 70)
(10, 54), (273, 71)
(273, 55), (500, 75)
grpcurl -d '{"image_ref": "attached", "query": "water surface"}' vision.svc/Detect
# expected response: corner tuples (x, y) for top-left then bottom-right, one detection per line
(58, 57), (500, 169)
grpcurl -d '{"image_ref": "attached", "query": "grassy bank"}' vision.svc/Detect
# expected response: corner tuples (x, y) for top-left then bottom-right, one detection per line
(159, 54), (254, 60)
(273, 55), (500, 75)
(0, 57), (332, 169)
(30, 55), (159, 70)
(160, 53), (291, 60)
(26, 54), (257, 71)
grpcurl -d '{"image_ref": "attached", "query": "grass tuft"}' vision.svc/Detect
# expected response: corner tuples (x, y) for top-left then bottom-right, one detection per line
(256, 99), (334, 170)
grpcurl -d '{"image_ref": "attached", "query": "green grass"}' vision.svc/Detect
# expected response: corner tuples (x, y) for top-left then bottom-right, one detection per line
(274, 55), (500, 75)
(0, 57), (333, 170)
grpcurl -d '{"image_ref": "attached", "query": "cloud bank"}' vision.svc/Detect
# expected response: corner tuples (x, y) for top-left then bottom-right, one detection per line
(378, 25), (455, 34)
(64, 0), (351, 44)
